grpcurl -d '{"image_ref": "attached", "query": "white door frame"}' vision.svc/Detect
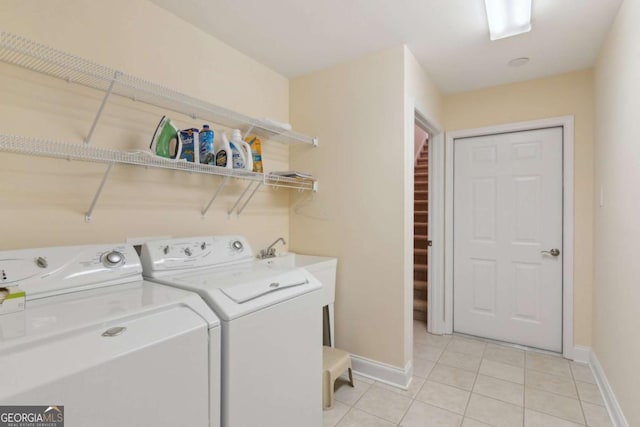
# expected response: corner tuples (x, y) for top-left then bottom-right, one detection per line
(411, 107), (445, 336)
(439, 116), (575, 359)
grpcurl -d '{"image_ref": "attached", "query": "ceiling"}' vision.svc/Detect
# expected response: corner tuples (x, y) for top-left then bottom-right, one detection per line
(149, 0), (622, 93)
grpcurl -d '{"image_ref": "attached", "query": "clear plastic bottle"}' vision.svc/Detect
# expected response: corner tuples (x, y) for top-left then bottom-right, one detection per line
(199, 124), (215, 164)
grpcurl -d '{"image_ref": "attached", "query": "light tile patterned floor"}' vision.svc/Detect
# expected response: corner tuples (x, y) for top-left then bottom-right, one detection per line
(323, 321), (613, 427)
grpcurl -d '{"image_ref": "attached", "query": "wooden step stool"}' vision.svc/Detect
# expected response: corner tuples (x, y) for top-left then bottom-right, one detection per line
(323, 346), (354, 409)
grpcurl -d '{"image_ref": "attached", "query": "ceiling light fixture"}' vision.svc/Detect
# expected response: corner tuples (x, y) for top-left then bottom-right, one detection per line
(484, 0), (532, 41)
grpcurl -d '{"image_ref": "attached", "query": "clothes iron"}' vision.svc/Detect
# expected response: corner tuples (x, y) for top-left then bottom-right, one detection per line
(150, 116), (183, 160)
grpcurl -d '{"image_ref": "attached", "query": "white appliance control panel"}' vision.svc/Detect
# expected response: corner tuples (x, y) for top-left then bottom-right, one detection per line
(0, 244), (141, 300)
(140, 235), (254, 277)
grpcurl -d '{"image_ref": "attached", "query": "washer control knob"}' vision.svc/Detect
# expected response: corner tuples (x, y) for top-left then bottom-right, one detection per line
(163, 245), (170, 255)
(184, 247), (192, 256)
(232, 240), (243, 251)
(102, 251), (124, 268)
(35, 257), (48, 269)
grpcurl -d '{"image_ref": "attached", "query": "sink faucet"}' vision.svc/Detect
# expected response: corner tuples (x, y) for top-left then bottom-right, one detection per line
(259, 237), (286, 259)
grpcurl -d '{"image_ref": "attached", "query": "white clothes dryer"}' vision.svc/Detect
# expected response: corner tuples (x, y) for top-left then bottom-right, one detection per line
(0, 243), (220, 427)
(140, 235), (322, 427)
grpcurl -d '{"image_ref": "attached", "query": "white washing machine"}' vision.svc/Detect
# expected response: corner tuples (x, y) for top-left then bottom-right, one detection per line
(0, 243), (220, 427)
(140, 235), (322, 427)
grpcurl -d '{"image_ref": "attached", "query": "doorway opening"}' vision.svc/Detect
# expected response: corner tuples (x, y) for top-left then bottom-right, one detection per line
(413, 124), (430, 324)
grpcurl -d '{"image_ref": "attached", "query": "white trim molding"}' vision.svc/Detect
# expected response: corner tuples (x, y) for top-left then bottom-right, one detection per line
(572, 345), (591, 364)
(351, 354), (412, 390)
(442, 116), (575, 358)
(587, 349), (629, 427)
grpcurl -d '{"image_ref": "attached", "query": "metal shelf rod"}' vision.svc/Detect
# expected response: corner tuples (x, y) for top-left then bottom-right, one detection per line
(228, 182), (255, 216)
(85, 163), (114, 222)
(84, 71), (120, 145)
(201, 175), (230, 217)
(236, 182), (262, 216)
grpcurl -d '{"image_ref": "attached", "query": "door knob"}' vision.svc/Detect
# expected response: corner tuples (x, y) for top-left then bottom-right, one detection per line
(541, 248), (560, 257)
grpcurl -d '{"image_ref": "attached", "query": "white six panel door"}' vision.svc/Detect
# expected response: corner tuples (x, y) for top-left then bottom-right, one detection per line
(453, 127), (563, 352)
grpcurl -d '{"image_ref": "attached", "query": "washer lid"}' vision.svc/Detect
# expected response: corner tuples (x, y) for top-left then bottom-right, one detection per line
(168, 264), (321, 321)
(0, 280), (219, 347)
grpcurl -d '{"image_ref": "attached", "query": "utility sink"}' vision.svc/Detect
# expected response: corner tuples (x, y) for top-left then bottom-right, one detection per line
(261, 253), (338, 346)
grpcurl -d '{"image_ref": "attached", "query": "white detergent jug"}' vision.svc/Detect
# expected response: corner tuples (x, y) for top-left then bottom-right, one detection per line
(231, 129), (253, 172)
(215, 131), (233, 169)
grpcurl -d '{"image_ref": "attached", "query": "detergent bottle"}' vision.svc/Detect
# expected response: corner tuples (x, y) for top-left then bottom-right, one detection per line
(231, 129), (252, 172)
(245, 135), (263, 172)
(199, 124), (215, 164)
(227, 130), (246, 170)
(215, 131), (233, 169)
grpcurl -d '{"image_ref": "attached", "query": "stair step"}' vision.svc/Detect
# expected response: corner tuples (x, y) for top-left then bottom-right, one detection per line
(414, 264), (428, 271)
(415, 200), (428, 204)
(413, 310), (427, 321)
(415, 210), (428, 215)
(415, 172), (428, 178)
(414, 280), (428, 291)
(414, 222), (428, 227)
(414, 235), (428, 240)
(415, 179), (428, 184)
(415, 164), (428, 170)
(414, 298), (428, 312)
(414, 248), (427, 255)
(415, 190), (428, 195)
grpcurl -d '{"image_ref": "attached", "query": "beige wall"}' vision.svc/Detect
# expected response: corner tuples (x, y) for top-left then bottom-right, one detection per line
(403, 48), (444, 366)
(289, 46), (442, 370)
(289, 46), (407, 367)
(443, 70), (595, 347)
(290, 46), (407, 367)
(0, 0), (291, 252)
(593, 0), (640, 424)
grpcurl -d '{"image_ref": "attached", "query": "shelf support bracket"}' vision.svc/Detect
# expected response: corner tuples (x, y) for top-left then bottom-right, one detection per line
(85, 163), (114, 222)
(242, 125), (254, 140)
(236, 182), (262, 216)
(228, 182), (255, 216)
(201, 175), (230, 217)
(85, 71), (121, 145)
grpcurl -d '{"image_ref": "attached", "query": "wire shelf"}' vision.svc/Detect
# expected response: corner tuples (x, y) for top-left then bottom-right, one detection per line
(0, 134), (315, 192)
(0, 31), (318, 147)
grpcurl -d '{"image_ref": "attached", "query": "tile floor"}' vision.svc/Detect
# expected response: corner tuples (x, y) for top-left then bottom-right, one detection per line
(323, 321), (613, 427)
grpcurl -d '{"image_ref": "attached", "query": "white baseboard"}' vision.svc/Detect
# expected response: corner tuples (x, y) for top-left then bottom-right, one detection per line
(589, 350), (629, 427)
(350, 354), (412, 389)
(572, 345), (591, 364)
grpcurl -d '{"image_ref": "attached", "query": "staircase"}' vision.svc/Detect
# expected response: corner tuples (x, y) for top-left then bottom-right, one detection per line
(414, 142), (429, 322)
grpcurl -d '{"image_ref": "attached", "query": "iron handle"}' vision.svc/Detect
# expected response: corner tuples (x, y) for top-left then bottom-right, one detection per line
(541, 248), (560, 257)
